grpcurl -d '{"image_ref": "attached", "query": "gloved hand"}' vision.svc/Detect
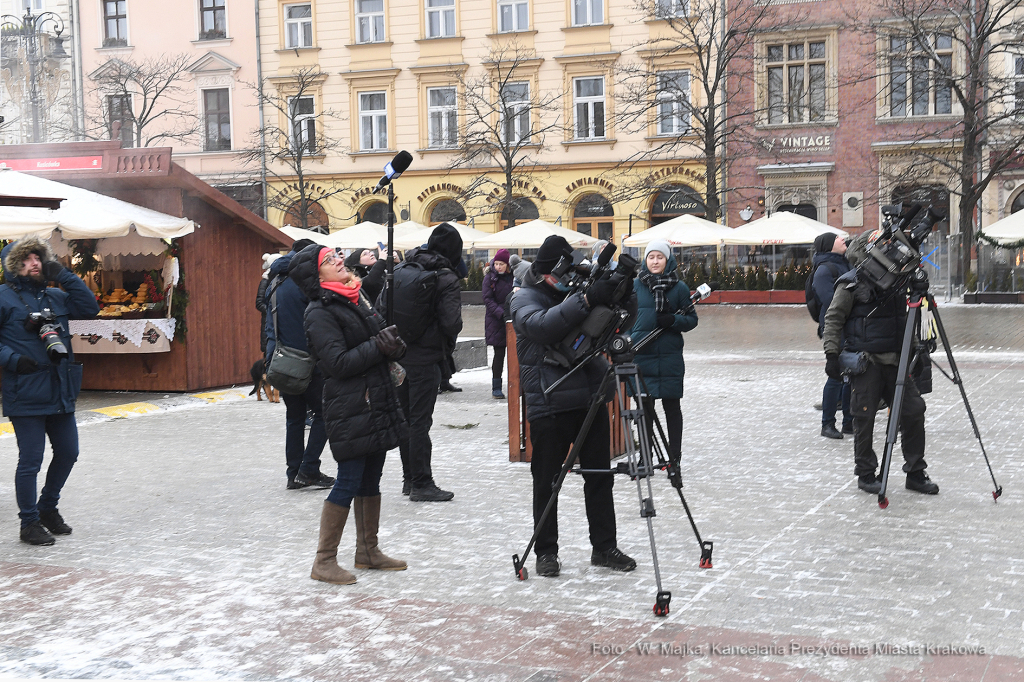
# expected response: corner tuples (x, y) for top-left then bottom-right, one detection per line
(16, 355), (38, 374)
(656, 313), (675, 330)
(374, 325), (407, 360)
(585, 276), (618, 308)
(42, 261), (64, 281)
(825, 353), (841, 380)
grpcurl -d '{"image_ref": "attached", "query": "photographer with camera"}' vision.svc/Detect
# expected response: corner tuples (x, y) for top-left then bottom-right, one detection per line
(0, 236), (100, 545)
(630, 240), (698, 463)
(510, 235), (637, 578)
(821, 234), (938, 496)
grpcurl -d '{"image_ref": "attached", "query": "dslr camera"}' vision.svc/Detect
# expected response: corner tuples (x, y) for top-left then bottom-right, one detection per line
(24, 308), (69, 361)
(543, 245), (640, 368)
(859, 202), (944, 293)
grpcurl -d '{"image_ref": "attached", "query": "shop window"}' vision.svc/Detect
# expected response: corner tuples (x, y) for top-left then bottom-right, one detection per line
(361, 202), (389, 224)
(500, 197), (539, 228)
(650, 184), (705, 224)
(199, 0), (226, 40)
(573, 194), (613, 240)
(430, 199), (467, 225)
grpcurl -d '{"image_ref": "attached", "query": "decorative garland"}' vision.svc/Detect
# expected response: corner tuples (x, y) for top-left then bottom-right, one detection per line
(976, 229), (1024, 250)
(165, 238), (189, 342)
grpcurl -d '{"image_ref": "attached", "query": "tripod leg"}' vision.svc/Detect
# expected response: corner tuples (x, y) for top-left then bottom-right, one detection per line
(513, 369), (615, 580)
(929, 299), (1003, 501)
(877, 303), (921, 509)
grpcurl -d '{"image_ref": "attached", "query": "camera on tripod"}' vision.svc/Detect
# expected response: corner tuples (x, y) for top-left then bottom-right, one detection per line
(24, 308), (69, 361)
(543, 245), (640, 369)
(859, 202), (945, 293)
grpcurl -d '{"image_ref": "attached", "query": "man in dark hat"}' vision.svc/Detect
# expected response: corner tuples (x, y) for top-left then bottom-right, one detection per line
(810, 232), (852, 439)
(383, 222), (464, 502)
(509, 235), (637, 578)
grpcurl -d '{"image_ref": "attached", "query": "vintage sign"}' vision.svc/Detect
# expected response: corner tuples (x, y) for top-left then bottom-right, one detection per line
(758, 133), (833, 155)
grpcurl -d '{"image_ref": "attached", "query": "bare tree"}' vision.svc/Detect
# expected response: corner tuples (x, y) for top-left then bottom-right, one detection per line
(871, 0), (1024, 280)
(85, 54), (201, 147)
(238, 65), (353, 232)
(612, 0), (788, 220)
(442, 41), (563, 228)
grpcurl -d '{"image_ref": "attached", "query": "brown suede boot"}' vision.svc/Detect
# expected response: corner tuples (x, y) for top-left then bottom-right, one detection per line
(311, 501), (357, 585)
(353, 495), (407, 570)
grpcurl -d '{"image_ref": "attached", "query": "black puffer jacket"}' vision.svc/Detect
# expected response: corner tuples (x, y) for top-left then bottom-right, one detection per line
(509, 266), (616, 421)
(290, 245), (407, 461)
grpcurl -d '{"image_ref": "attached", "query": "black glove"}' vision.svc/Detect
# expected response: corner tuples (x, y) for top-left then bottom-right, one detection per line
(374, 325), (407, 360)
(585, 276), (618, 308)
(825, 353), (841, 380)
(16, 355), (38, 374)
(656, 313), (675, 330)
(42, 261), (64, 281)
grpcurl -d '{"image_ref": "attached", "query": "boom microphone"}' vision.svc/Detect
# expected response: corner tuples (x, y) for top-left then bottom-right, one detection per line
(374, 150), (413, 192)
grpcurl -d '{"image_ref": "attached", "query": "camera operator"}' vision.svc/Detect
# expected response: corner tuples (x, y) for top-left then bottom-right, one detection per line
(0, 236), (99, 545)
(821, 234), (938, 496)
(509, 235), (637, 578)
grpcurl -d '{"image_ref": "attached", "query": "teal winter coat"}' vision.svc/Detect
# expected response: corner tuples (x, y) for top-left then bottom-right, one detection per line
(630, 257), (698, 399)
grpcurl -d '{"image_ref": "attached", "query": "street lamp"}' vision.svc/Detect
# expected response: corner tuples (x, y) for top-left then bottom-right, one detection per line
(1, 8), (69, 143)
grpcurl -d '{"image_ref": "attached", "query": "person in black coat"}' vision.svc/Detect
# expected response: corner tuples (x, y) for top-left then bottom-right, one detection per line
(344, 247), (391, 306)
(290, 244), (409, 585)
(810, 232), (853, 440)
(509, 235), (637, 578)
(481, 248), (515, 399)
(379, 223), (463, 502)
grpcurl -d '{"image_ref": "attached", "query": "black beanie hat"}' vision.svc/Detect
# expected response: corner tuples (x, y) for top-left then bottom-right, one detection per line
(427, 222), (464, 268)
(813, 232), (837, 254)
(534, 235), (574, 275)
(292, 238), (317, 253)
(344, 248), (370, 270)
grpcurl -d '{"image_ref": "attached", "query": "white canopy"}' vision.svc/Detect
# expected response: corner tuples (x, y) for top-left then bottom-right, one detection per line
(724, 211), (847, 246)
(979, 211), (1024, 245)
(320, 221), (420, 249)
(393, 222), (495, 250)
(623, 214), (735, 248)
(0, 168), (194, 240)
(277, 225), (331, 246)
(472, 219), (599, 249)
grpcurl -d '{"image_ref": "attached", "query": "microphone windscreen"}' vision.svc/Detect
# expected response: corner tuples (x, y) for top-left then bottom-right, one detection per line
(596, 242), (616, 267)
(391, 150), (413, 174)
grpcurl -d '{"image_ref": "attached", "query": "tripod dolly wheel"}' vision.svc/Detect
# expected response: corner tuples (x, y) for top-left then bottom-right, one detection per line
(878, 496), (889, 510)
(699, 541), (714, 569)
(512, 555), (529, 581)
(653, 591), (671, 617)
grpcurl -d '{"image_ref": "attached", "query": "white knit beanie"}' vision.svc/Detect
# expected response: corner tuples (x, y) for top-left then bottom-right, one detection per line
(644, 239), (672, 260)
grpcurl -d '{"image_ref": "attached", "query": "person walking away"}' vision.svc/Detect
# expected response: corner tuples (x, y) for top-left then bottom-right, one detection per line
(265, 239), (335, 490)
(0, 236), (99, 545)
(810, 232), (853, 439)
(509, 235), (638, 577)
(630, 240), (698, 462)
(381, 223), (464, 501)
(822, 234), (939, 496)
(290, 245), (408, 584)
(482, 249), (515, 399)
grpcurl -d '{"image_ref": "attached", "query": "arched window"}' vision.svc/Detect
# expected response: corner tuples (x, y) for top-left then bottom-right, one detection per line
(500, 197), (539, 228)
(650, 184), (705, 225)
(285, 199), (329, 232)
(776, 203), (818, 221)
(892, 185), (950, 235)
(572, 193), (613, 240)
(429, 199), (467, 225)
(359, 202), (389, 224)
(1011, 190), (1024, 214)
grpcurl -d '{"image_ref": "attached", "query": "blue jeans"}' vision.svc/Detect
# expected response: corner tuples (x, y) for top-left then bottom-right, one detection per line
(11, 412), (79, 527)
(282, 372), (327, 481)
(326, 452), (387, 509)
(822, 376), (852, 430)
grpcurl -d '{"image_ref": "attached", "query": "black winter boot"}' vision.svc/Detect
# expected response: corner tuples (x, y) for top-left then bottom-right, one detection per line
(858, 475), (882, 494)
(39, 509), (72, 535)
(591, 547), (637, 572)
(906, 470), (939, 495)
(20, 521), (55, 546)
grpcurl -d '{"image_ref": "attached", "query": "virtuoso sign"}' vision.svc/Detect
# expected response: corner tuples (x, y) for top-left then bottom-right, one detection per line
(758, 133), (832, 155)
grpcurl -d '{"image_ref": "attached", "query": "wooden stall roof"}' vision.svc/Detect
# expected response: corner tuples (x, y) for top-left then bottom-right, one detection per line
(0, 141), (291, 249)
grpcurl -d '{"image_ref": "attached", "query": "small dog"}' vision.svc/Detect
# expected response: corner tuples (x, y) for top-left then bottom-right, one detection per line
(250, 359), (280, 402)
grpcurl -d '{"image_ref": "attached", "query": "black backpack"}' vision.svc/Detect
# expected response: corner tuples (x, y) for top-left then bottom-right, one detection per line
(805, 261), (841, 321)
(390, 261), (440, 343)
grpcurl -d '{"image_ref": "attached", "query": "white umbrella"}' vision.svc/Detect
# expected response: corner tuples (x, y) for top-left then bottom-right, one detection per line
(979, 211), (1024, 245)
(0, 168), (194, 240)
(393, 222), (495, 250)
(277, 225), (330, 246)
(320, 221), (420, 249)
(724, 211), (847, 245)
(472, 219), (598, 249)
(623, 214), (735, 248)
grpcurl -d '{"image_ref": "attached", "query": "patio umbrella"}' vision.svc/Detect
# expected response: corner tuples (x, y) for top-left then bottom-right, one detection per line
(393, 222), (495, 250)
(277, 225), (331, 246)
(623, 214), (735, 248)
(724, 211), (847, 245)
(321, 221), (420, 249)
(472, 219), (598, 249)
(979, 211), (1024, 245)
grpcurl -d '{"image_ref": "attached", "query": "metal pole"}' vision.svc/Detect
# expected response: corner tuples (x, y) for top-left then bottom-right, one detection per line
(386, 182), (395, 325)
(25, 12), (42, 143)
(254, 0), (269, 220)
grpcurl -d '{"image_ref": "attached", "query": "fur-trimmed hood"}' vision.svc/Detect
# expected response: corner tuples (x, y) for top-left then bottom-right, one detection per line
(2, 235), (55, 284)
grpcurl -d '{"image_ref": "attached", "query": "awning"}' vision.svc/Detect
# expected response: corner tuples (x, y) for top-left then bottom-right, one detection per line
(622, 215), (735, 248)
(979, 211), (1024, 246)
(472, 219), (598, 249)
(724, 211), (847, 245)
(0, 168), (195, 240)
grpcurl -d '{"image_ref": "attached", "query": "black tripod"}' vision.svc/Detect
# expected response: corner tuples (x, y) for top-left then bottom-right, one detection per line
(512, 330), (713, 617)
(875, 268), (1003, 508)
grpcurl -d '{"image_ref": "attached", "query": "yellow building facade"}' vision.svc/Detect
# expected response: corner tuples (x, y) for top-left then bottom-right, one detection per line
(257, 0), (711, 244)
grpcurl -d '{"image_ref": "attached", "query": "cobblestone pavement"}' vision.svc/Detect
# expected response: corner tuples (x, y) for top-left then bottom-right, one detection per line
(1, 306), (1022, 681)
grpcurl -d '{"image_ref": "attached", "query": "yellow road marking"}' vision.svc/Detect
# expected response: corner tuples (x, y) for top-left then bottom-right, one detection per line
(91, 402), (162, 418)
